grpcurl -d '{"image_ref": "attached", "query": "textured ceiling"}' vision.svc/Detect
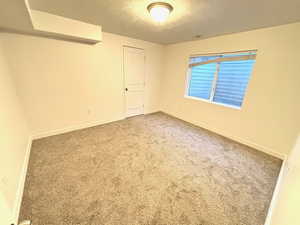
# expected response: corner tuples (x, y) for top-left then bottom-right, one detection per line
(28, 0), (300, 44)
(0, 0), (33, 32)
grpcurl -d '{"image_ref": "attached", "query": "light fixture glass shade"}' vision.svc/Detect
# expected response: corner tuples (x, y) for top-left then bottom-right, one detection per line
(147, 2), (173, 22)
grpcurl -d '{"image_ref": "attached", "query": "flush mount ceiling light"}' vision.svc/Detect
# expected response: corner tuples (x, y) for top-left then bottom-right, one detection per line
(147, 2), (173, 22)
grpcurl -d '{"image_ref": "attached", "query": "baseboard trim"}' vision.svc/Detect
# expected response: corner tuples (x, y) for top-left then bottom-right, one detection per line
(32, 117), (125, 140)
(264, 156), (289, 225)
(160, 111), (286, 160)
(12, 137), (32, 224)
(32, 111), (160, 140)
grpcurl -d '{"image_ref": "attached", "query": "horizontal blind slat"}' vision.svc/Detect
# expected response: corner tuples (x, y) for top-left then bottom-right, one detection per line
(188, 63), (216, 100)
(188, 53), (256, 107)
(213, 59), (255, 107)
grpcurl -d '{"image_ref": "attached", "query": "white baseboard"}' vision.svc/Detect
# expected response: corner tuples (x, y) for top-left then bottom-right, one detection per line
(32, 117), (125, 140)
(160, 111), (286, 160)
(12, 137), (32, 224)
(264, 156), (289, 225)
(215, 132), (286, 160)
(32, 110), (161, 140)
(144, 110), (160, 115)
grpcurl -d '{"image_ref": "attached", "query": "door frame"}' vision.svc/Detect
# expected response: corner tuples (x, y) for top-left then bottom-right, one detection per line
(122, 45), (146, 118)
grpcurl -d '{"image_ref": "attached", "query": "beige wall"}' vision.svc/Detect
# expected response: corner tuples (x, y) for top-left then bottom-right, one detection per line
(0, 192), (11, 225)
(161, 22), (300, 156)
(29, 9), (102, 43)
(1, 22), (299, 224)
(0, 37), (30, 221)
(268, 134), (300, 225)
(3, 24), (299, 156)
(1, 32), (164, 138)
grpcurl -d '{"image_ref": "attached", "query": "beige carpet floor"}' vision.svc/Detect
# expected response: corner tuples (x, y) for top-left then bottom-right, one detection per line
(19, 112), (282, 225)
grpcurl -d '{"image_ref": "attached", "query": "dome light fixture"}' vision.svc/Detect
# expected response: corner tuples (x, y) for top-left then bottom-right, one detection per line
(147, 2), (173, 22)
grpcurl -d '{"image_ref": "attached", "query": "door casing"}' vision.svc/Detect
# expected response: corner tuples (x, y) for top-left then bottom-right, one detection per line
(123, 46), (146, 118)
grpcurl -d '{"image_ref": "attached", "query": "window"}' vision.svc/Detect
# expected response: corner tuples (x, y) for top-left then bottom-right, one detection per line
(186, 51), (257, 108)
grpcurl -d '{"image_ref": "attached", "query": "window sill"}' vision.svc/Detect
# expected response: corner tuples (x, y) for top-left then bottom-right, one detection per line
(184, 95), (242, 110)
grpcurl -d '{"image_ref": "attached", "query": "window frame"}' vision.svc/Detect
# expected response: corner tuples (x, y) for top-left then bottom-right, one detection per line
(184, 50), (257, 110)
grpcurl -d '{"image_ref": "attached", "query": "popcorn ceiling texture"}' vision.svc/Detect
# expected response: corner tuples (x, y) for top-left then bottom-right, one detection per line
(19, 112), (281, 225)
(28, 0), (300, 44)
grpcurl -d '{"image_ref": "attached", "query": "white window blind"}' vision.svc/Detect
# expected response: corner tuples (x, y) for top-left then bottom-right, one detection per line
(188, 63), (216, 100)
(187, 51), (256, 108)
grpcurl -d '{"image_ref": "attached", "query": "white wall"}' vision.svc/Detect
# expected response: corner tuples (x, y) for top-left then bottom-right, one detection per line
(0, 36), (31, 223)
(161, 22), (300, 157)
(268, 134), (300, 225)
(1, 32), (164, 138)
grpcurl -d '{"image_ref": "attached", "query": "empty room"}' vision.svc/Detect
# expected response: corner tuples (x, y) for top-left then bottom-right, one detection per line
(1, 0), (300, 225)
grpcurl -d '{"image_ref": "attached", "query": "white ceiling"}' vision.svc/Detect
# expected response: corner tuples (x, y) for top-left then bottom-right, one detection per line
(24, 0), (300, 44)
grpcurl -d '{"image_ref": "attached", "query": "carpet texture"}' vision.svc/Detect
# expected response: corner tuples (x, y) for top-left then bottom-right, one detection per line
(19, 112), (282, 225)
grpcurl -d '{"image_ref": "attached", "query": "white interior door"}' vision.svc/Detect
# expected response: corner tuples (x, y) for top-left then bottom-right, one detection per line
(123, 47), (145, 117)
